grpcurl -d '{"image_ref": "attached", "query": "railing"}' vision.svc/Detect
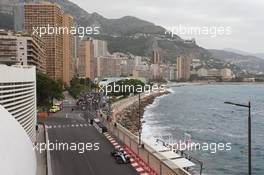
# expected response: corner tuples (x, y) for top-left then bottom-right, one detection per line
(105, 120), (191, 175)
(99, 110), (191, 175)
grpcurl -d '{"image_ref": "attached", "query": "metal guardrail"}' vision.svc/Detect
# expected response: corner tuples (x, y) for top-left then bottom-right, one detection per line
(100, 111), (191, 175)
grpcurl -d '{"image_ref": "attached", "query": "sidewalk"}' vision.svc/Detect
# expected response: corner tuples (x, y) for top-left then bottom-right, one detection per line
(36, 124), (47, 175)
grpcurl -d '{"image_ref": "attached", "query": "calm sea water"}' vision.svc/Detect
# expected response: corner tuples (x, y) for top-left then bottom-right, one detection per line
(142, 84), (264, 175)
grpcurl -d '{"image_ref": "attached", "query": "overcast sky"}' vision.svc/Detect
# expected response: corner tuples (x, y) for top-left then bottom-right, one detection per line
(71, 0), (263, 53)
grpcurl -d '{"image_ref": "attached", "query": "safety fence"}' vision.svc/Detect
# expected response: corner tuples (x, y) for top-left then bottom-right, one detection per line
(99, 112), (191, 175)
(108, 122), (191, 175)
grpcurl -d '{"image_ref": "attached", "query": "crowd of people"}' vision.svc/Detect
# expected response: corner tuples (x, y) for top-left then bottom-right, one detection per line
(76, 92), (111, 118)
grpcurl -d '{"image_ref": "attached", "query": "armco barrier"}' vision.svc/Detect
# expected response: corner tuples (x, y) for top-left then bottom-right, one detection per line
(103, 120), (191, 175)
(99, 92), (192, 175)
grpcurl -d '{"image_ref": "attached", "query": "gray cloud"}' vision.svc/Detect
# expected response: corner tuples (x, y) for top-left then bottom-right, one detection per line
(71, 0), (264, 53)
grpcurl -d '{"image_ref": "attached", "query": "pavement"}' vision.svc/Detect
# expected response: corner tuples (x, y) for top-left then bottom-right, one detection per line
(44, 107), (138, 175)
(36, 124), (47, 175)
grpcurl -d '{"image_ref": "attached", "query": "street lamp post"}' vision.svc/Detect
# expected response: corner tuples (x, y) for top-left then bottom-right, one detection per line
(138, 93), (141, 146)
(224, 101), (252, 175)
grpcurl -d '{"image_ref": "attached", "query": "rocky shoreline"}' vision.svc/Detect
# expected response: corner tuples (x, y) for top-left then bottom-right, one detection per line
(115, 91), (169, 135)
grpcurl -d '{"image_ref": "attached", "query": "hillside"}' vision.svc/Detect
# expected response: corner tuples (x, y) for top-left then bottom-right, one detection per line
(209, 49), (264, 74)
(0, 0), (213, 63)
(224, 48), (264, 60)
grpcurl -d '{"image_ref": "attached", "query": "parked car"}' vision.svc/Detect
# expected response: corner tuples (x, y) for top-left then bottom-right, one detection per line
(49, 106), (59, 113)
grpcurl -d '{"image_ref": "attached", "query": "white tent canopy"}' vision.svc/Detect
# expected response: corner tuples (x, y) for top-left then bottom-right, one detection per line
(170, 158), (196, 168)
(159, 151), (181, 159)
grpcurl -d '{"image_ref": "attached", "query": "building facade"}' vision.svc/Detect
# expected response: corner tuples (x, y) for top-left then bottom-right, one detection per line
(14, 2), (25, 32)
(96, 56), (122, 78)
(152, 49), (160, 64)
(93, 39), (108, 58)
(0, 65), (36, 142)
(176, 56), (191, 80)
(62, 13), (73, 85)
(78, 39), (95, 79)
(24, 2), (64, 80)
(0, 31), (46, 73)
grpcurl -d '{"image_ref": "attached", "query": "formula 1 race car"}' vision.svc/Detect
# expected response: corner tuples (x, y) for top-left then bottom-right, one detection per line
(111, 148), (131, 164)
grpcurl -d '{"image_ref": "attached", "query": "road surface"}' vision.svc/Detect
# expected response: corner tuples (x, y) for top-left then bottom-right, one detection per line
(45, 107), (137, 175)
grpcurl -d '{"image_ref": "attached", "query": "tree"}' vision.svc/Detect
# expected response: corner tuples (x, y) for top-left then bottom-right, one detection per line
(36, 72), (64, 107)
(67, 77), (98, 98)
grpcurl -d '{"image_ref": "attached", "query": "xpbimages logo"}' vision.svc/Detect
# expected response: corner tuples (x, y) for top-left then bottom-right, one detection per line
(98, 83), (167, 95)
(165, 24), (232, 38)
(32, 24), (100, 37)
(33, 140), (100, 154)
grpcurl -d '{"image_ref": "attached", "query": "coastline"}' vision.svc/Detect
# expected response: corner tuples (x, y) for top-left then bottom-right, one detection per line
(111, 82), (264, 134)
(113, 91), (169, 135)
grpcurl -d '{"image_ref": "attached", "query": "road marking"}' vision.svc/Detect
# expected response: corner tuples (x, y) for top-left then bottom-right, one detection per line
(140, 173), (149, 175)
(115, 145), (121, 149)
(80, 124), (83, 127)
(136, 167), (144, 172)
(113, 142), (118, 146)
(131, 163), (139, 167)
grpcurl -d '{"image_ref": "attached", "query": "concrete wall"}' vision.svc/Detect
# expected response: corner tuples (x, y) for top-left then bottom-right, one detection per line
(100, 113), (191, 175)
(100, 91), (193, 175)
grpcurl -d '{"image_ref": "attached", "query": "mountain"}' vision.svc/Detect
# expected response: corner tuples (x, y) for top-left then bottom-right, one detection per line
(49, 0), (213, 62)
(50, 0), (166, 36)
(0, 0), (214, 63)
(209, 49), (264, 74)
(224, 48), (264, 60)
(254, 53), (264, 60)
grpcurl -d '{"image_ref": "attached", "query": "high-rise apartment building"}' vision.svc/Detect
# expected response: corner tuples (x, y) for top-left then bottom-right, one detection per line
(152, 49), (160, 64)
(176, 56), (191, 80)
(14, 2), (25, 32)
(62, 13), (73, 84)
(0, 30), (46, 73)
(93, 40), (108, 57)
(72, 35), (80, 78)
(78, 39), (95, 79)
(24, 2), (65, 80)
(96, 56), (122, 78)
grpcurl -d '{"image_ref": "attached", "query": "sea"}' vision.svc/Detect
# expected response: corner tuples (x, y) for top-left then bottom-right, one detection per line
(142, 84), (264, 175)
